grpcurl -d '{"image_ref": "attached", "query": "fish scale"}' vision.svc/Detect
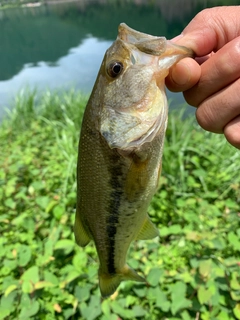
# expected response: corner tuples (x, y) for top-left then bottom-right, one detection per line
(74, 23), (193, 298)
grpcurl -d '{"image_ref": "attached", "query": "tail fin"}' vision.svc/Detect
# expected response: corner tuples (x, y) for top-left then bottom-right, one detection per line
(99, 265), (145, 298)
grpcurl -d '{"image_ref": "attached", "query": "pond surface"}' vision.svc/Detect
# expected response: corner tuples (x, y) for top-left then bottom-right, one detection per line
(0, 0), (239, 119)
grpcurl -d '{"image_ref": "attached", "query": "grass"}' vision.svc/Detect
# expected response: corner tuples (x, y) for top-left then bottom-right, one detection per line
(0, 90), (240, 320)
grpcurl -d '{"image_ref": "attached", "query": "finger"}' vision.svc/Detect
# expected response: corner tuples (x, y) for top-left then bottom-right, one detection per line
(167, 6), (240, 96)
(195, 52), (214, 65)
(175, 7), (240, 56)
(165, 57), (201, 92)
(184, 37), (240, 107)
(195, 78), (240, 133)
(224, 115), (240, 149)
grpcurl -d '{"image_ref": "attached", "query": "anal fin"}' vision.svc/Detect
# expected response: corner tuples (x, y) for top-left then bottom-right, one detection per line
(74, 212), (91, 247)
(135, 215), (159, 240)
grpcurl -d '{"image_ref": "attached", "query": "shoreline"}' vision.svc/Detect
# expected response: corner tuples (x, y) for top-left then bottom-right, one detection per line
(0, 0), (86, 10)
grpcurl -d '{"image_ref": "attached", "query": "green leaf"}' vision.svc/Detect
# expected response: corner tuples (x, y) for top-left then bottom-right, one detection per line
(22, 280), (34, 293)
(62, 270), (79, 286)
(199, 260), (212, 278)
(132, 305), (146, 317)
(80, 296), (102, 320)
(4, 284), (18, 297)
(73, 250), (88, 271)
(218, 310), (231, 320)
(170, 296), (191, 315)
(155, 288), (170, 312)
(190, 258), (199, 269)
(147, 268), (162, 286)
(181, 310), (192, 320)
(63, 308), (75, 319)
(198, 285), (212, 304)
(18, 245), (32, 267)
(44, 239), (54, 258)
(101, 315), (118, 320)
(36, 196), (50, 209)
(230, 272), (240, 290)
(53, 205), (65, 220)
(44, 271), (59, 286)
(168, 224), (182, 234)
(171, 281), (187, 297)
(210, 237), (226, 250)
(234, 304), (240, 320)
(30, 180), (45, 191)
(46, 200), (58, 213)
(0, 291), (17, 314)
(125, 295), (137, 307)
(228, 231), (240, 251)
(231, 290), (240, 301)
(75, 286), (90, 302)
(133, 286), (147, 298)
(4, 198), (16, 209)
(110, 300), (133, 319)
(19, 300), (40, 319)
(170, 282), (191, 315)
(34, 281), (55, 290)
(54, 239), (75, 254)
(21, 266), (39, 283)
(0, 307), (10, 320)
(101, 299), (111, 317)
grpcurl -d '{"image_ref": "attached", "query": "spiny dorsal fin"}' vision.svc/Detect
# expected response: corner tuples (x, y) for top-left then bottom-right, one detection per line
(135, 215), (159, 240)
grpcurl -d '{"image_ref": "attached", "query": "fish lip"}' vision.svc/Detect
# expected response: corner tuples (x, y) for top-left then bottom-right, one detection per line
(156, 41), (194, 70)
(118, 23), (162, 43)
(118, 23), (194, 59)
(164, 41), (194, 59)
(118, 23), (167, 56)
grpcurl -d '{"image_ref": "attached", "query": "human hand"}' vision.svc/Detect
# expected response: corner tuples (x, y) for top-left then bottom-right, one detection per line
(166, 6), (240, 149)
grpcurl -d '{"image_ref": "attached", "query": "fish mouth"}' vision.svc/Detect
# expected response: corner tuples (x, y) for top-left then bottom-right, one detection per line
(119, 22), (194, 90)
(118, 23), (194, 61)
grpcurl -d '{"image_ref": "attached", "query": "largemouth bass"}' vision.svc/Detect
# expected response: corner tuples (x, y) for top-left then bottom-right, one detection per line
(74, 23), (193, 298)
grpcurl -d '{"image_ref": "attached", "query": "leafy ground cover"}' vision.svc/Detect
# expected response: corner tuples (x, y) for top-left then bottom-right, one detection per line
(0, 90), (239, 320)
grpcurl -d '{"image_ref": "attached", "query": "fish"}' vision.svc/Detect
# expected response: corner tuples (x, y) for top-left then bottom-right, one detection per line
(74, 23), (193, 298)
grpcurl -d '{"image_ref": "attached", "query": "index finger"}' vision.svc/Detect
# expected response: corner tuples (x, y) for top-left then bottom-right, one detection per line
(175, 6), (240, 56)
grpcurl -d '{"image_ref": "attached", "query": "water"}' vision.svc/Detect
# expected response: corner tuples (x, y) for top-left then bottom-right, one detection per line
(0, 0), (238, 119)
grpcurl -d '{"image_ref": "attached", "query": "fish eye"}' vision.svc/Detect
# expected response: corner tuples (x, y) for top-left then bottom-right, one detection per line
(107, 61), (123, 78)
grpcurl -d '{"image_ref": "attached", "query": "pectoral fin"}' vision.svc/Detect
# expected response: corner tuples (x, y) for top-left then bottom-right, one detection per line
(125, 157), (150, 202)
(74, 213), (91, 247)
(136, 215), (159, 240)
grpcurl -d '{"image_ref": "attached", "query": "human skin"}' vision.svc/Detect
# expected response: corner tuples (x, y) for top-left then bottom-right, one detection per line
(166, 6), (240, 149)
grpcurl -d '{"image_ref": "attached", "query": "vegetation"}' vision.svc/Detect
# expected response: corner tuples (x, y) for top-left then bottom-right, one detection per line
(0, 90), (239, 320)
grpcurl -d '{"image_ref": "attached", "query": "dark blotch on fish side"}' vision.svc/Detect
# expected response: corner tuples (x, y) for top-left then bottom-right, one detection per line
(106, 154), (124, 274)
